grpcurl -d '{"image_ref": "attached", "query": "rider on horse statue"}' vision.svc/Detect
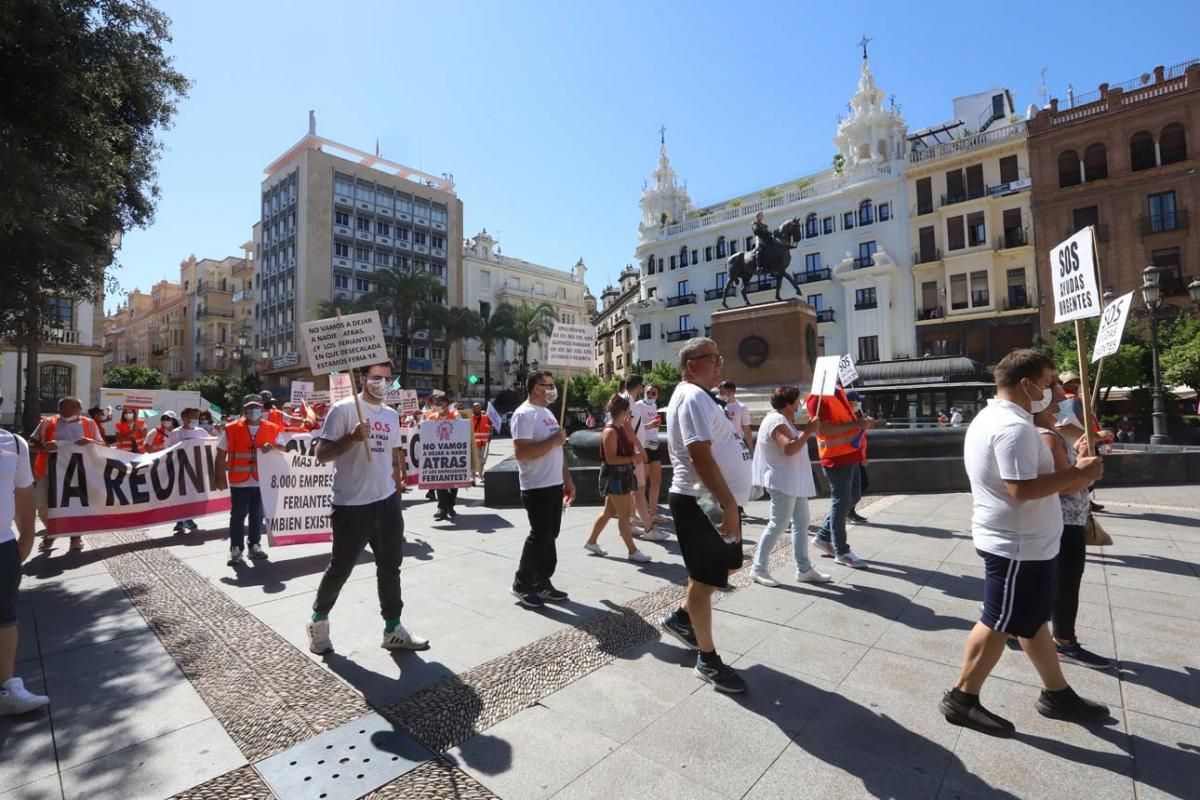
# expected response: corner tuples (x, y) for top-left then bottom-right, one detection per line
(722, 212), (806, 308)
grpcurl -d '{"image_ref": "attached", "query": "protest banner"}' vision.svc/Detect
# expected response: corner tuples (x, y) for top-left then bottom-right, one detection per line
(400, 425), (421, 486)
(329, 373), (354, 404)
(837, 354), (859, 387)
(1050, 227), (1103, 455)
(1092, 291), (1133, 363)
(290, 381), (315, 404)
(44, 439), (230, 536)
(546, 323), (597, 370)
(417, 419), (471, 489)
(258, 433), (333, 546)
(300, 310), (389, 374)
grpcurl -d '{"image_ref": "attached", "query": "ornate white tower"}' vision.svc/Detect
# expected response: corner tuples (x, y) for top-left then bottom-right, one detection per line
(638, 129), (692, 241)
(833, 50), (908, 170)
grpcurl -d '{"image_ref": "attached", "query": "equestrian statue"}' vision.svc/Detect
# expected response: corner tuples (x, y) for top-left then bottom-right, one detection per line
(721, 212), (806, 308)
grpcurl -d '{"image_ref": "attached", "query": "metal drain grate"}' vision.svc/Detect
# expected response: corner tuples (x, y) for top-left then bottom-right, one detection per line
(255, 712), (433, 800)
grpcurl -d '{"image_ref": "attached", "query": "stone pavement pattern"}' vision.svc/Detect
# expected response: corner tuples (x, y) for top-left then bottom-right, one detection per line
(2, 443), (1197, 799)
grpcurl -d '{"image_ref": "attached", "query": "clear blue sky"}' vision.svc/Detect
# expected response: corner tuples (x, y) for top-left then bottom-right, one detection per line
(109, 0), (1200, 313)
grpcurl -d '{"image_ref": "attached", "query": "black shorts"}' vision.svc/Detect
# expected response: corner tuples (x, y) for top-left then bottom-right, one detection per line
(644, 446), (662, 463)
(978, 549), (1056, 639)
(0, 539), (20, 628)
(669, 493), (744, 589)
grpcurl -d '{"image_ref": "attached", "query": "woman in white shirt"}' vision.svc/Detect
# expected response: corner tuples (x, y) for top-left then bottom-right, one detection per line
(750, 386), (830, 587)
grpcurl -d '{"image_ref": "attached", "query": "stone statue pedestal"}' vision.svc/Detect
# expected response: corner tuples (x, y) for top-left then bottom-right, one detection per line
(709, 298), (819, 390)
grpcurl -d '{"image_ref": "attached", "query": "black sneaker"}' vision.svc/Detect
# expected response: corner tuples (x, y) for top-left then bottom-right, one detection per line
(433, 511), (449, 522)
(939, 690), (1015, 738)
(1090, 501), (1105, 512)
(660, 611), (698, 649)
(537, 584), (569, 603)
(1056, 641), (1112, 670)
(1036, 687), (1110, 722)
(447, 508), (458, 519)
(425, 490), (436, 500)
(695, 654), (747, 693)
(511, 588), (545, 609)
(173, 522), (186, 535)
(847, 511), (868, 523)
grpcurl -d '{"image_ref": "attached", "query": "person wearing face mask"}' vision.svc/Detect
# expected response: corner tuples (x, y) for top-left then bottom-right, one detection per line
(29, 396), (104, 553)
(619, 375), (663, 541)
(197, 410), (218, 436)
(143, 410), (179, 453)
(807, 381), (875, 569)
(942, 349), (1108, 738)
(214, 396), (281, 566)
(637, 384), (668, 523)
(87, 406), (112, 444)
(470, 403), (491, 484)
(717, 381), (753, 454)
(308, 361), (428, 655)
(583, 394), (652, 563)
(844, 390), (871, 525)
(167, 408), (209, 535)
(115, 408), (147, 453)
(427, 391), (461, 522)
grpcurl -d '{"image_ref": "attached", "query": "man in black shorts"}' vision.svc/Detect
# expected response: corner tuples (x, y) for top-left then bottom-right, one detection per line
(659, 338), (752, 693)
(942, 349), (1108, 736)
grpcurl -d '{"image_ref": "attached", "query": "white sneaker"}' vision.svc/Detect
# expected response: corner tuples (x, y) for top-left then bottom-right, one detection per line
(653, 514), (672, 526)
(381, 622), (430, 651)
(640, 529), (670, 542)
(796, 566), (833, 583)
(583, 542), (608, 556)
(752, 570), (779, 587)
(834, 551), (868, 569)
(227, 546), (244, 566)
(628, 549), (652, 563)
(811, 536), (835, 557)
(306, 619), (332, 654)
(0, 678), (49, 715)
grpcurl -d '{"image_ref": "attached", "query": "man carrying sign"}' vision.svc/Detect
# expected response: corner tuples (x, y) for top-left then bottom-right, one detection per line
(307, 361), (428, 654)
(807, 378), (875, 569)
(215, 396), (281, 566)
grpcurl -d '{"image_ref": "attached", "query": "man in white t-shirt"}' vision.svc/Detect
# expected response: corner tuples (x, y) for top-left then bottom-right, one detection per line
(510, 370), (576, 609)
(941, 349), (1108, 738)
(718, 380), (753, 454)
(0, 419), (49, 715)
(660, 338), (752, 694)
(306, 361), (428, 655)
(167, 407), (210, 535)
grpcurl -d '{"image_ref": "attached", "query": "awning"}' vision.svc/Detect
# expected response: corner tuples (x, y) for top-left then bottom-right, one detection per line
(853, 381), (994, 393)
(855, 356), (985, 384)
(1100, 385), (1197, 401)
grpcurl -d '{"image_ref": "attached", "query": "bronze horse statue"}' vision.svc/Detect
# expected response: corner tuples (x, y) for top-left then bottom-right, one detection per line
(721, 216), (806, 308)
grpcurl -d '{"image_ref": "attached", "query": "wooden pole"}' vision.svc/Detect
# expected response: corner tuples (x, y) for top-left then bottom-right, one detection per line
(559, 368), (571, 423)
(336, 310), (373, 462)
(1091, 358), (1105, 409)
(1073, 318), (1095, 458)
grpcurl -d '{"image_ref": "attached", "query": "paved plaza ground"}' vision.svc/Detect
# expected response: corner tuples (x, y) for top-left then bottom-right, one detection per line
(3, 440), (1198, 799)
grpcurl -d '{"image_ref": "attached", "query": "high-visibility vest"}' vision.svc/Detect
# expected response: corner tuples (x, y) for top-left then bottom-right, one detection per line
(115, 420), (146, 453)
(267, 408), (286, 428)
(144, 426), (171, 453)
(814, 390), (861, 462)
(223, 419), (281, 484)
(34, 416), (102, 478)
(472, 414), (492, 447)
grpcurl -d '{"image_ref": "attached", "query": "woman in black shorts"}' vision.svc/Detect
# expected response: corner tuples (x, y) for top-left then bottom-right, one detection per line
(584, 395), (652, 563)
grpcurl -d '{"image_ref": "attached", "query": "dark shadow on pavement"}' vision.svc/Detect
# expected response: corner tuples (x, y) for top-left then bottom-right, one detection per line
(1089, 552), (1200, 579)
(1116, 661), (1200, 709)
(221, 552), (335, 595)
(1095, 509), (1200, 528)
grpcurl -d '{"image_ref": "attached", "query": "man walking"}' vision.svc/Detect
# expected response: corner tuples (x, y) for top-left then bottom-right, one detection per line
(215, 396), (279, 566)
(660, 338), (752, 693)
(622, 375), (665, 540)
(808, 383), (874, 568)
(717, 380), (753, 454)
(427, 391), (460, 522)
(29, 396), (105, 553)
(0, 418), (49, 715)
(307, 361), (428, 654)
(470, 402), (492, 484)
(940, 349), (1109, 736)
(510, 370), (576, 609)
(167, 407), (209, 534)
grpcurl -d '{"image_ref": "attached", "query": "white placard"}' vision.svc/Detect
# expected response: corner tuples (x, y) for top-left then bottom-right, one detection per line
(384, 386), (406, 406)
(329, 373), (354, 404)
(300, 311), (389, 373)
(837, 354), (859, 387)
(1051, 228), (1102, 324)
(307, 390), (331, 406)
(1092, 291), (1134, 363)
(258, 434), (334, 546)
(545, 323), (598, 369)
(810, 355), (841, 396)
(400, 425), (421, 487)
(398, 389), (419, 414)
(290, 381), (314, 404)
(416, 419), (471, 489)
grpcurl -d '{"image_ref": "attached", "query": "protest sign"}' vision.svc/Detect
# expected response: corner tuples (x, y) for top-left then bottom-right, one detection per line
(44, 439), (230, 536)
(1051, 228), (1101, 324)
(810, 356), (841, 396)
(1092, 291), (1134, 363)
(400, 425), (421, 486)
(399, 389), (419, 414)
(837, 354), (859, 387)
(417, 419), (471, 489)
(258, 434), (333, 546)
(545, 323), (598, 369)
(290, 381), (315, 404)
(307, 390), (331, 406)
(329, 373), (354, 404)
(384, 386), (406, 406)
(300, 310), (389, 373)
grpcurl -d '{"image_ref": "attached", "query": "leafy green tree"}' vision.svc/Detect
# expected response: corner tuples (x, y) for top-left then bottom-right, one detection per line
(176, 373), (256, 413)
(1162, 317), (1200, 391)
(643, 362), (683, 406)
(503, 302), (558, 384)
(1, 0), (188, 431)
(475, 303), (514, 404)
(587, 377), (622, 411)
(354, 267), (442, 386)
(424, 304), (483, 393)
(1043, 319), (1148, 411)
(102, 365), (167, 390)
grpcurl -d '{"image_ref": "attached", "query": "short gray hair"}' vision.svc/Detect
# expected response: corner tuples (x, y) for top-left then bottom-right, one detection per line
(678, 337), (717, 369)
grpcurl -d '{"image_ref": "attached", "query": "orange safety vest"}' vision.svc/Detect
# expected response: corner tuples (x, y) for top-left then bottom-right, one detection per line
(472, 414), (492, 447)
(267, 408), (286, 428)
(115, 420), (146, 453)
(145, 426), (170, 453)
(34, 416), (102, 479)
(223, 418), (281, 484)
(814, 390), (861, 462)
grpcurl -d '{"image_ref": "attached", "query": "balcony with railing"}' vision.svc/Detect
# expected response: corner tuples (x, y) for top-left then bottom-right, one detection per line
(1002, 290), (1034, 311)
(41, 327), (82, 345)
(917, 306), (944, 321)
(909, 121), (1028, 164)
(666, 328), (698, 342)
(852, 256), (876, 270)
(747, 276), (781, 293)
(971, 290), (991, 307)
(703, 287), (726, 301)
(665, 292), (697, 307)
(996, 228), (1029, 250)
(797, 268), (832, 284)
(913, 248), (942, 265)
(854, 300), (878, 311)
(816, 309), (836, 323)
(1140, 209), (1188, 235)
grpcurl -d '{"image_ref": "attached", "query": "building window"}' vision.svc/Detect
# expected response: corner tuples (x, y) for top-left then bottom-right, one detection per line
(970, 270), (990, 307)
(1148, 191), (1178, 232)
(45, 297), (73, 328)
(616, 329), (623, 345)
(854, 287), (877, 310)
(716, 236), (726, 258)
(355, 216), (371, 231)
(1160, 123), (1187, 165)
(966, 164), (985, 199)
(1130, 131), (1157, 172)
(639, 323), (651, 340)
(616, 355), (623, 370)
(1151, 248), (1183, 295)
(822, 216), (834, 234)
(857, 336), (879, 363)
(335, 211), (350, 226)
(704, 246), (713, 262)
(1006, 268), (1028, 309)
(645, 256), (656, 275)
(947, 216), (965, 251)
(809, 293), (823, 310)
(817, 336), (825, 356)
(842, 211), (855, 230)
(1083, 143), (1108, 182)
(396, 228), (409, 241)
(678, 314), (692, 332)
(744, 236), (754, 251)
(730, 238), (741, 255)
(677, 279), (690, 297)
(39, 364), (72, 413)
(669, 255), (677, 270)
(999, 155), (1019, 185)
(355, 278), (370, 292)
(916, 177), (933, 214)
(691, 249), (698, 265)
(1057, 149), (1081, 188)
(805, 213), (819, 237)
(376, 221), (391, 236)
(967, 211), (986, 247)
(878, 202), (891, 221)
(857, 241), (877, 268)
(355, 246), (370, 262)
(715, 272), (727, 290)
(858, 199), (874, 226)
(334, 175), (354, 197)
(431, 235), (444, 249)
(640, 360), (652, 372)
(414, 231), (427, 245)
(1002, 208), (1024, 248)
(950, 273), (968, 310)
(679, 246), (688, 266)
(805, 252), (821, 272)
(376, 252), (391, 267)
(945, 168), (966, 203)
(1072, 206), (1099, 234)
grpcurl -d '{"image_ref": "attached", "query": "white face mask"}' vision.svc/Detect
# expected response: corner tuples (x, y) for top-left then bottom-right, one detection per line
(646, 395), (658, 407)
(1025, 382), (1053, 414)
(544, 387), (558, 403)
(61, 415), (79, 423)
(365, 378), (388, 399)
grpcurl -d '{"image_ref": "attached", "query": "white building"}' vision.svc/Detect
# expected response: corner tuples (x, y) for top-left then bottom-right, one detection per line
(461, 229), (592, 395)
(630, 56), (917, 371)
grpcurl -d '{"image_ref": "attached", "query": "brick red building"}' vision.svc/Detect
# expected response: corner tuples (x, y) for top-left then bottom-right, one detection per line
(1027, 60), (1200, 334)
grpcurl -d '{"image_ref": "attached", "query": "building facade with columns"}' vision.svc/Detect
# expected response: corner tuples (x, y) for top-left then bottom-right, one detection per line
(630, 56), (917, 373)
(460, 229), (593, 395)
(594, 267), (641, 380)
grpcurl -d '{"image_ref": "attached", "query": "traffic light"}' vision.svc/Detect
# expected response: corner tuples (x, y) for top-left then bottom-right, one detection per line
(468, 374), (479, 385)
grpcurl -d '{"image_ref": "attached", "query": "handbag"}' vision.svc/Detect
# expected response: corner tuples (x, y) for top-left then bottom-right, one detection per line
(1082, 514), (1113, 547)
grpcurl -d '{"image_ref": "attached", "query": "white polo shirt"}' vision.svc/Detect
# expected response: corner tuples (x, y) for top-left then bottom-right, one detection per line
(963, 399), (1062, 561)
(0, 430), (33, 545)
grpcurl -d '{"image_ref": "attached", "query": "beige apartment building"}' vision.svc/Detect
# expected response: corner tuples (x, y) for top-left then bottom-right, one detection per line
(593, 267), (640, 380)
(906, 90), (1042, 364)
(256, 113), (464, 391)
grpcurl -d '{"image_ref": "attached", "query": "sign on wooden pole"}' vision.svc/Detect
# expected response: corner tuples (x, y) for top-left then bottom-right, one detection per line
(1050, 227), (1103, 456)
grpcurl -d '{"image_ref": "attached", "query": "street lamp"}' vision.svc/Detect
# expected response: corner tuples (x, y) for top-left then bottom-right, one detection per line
(213, 342), (226, 361)
(1138, 265), (1174, 445)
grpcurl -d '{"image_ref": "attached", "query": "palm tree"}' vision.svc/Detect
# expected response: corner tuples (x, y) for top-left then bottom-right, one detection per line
(356, 267), (443, 386)
(503, 301), (558, 388)
(424, 303), (484, 393)
(476, 303), (514, 404)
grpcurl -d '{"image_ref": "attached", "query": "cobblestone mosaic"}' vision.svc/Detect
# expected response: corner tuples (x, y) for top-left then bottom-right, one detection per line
(168, 765), (272, 799)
